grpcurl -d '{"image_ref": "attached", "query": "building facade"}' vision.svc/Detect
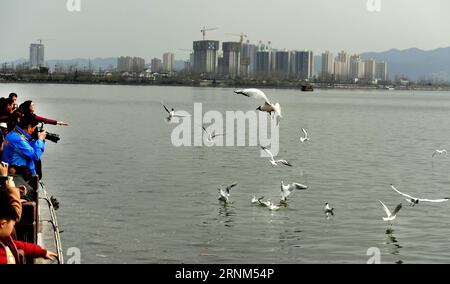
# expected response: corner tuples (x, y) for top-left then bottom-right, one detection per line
(222, 42), (241, 78)
(30, 44), (44, 69)
(163, 52), (175, 72)
(321, 51), (334, 81)
(151, 58), (163, 73)
(293, 50), (314, 80)
(193, 40), (220, 74)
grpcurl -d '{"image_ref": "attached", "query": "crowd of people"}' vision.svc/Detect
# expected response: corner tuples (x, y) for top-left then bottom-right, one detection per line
(0, 92), (68, 264)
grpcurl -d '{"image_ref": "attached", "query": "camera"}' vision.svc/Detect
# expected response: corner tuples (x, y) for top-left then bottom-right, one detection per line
(35, 123), (61, 143)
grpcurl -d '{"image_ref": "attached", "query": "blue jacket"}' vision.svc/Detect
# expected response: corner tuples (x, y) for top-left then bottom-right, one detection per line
(2, 126), (45, 176)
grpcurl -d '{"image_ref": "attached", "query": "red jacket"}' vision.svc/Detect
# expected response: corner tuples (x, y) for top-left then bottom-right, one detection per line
(0, 236), (47, 264)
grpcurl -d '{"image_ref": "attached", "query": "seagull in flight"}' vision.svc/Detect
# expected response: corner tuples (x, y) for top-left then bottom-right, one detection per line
(432, 149), (448, 157)
(300, 128), (310, 143)
(280, 181), (308, 203)
(324, 202), (335, 217)
(390, 184), (450, 206)
(260, 146), (293, 167)
(162, 103), (190, 121)
(379, 200), (402, 222)
(234, 88), (282, 125)
(218, 182), (238, 203)
(200, 125), (224, 143)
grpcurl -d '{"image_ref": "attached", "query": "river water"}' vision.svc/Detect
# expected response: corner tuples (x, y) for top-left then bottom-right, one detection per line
(2, 83), (450, 264)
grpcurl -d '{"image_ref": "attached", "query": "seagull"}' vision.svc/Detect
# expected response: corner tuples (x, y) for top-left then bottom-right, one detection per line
(432, 149), (448, 157)
(324, 202), (335, 217)
(300, 128), (310, 143)
(201, 126), (224, 143)
(251, 195), (265, 204)
(379, 200), (402, 222)
(280, 181), (308, 202)
(260, 146), (293, 167)
(390, 184), (450, 207)
(217, 182), (238, 203)
(234, 88), (282, 125)
(259, 200), (280, 211)
(162, 103), (190, 121)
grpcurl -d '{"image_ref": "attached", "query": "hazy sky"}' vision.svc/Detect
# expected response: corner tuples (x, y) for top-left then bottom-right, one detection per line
(1, 0), (450, 62)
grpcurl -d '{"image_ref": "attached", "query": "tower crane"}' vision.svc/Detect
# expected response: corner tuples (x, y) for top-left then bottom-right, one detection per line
(225, 32), (248, 44)
(200, 26), (218, 40)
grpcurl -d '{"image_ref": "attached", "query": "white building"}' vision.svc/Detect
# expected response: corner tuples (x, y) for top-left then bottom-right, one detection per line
(321, 51), (334, 81)
(375, 61), (387, 81)
(30, 44), (44, 69)
(163, 52), (175, 72)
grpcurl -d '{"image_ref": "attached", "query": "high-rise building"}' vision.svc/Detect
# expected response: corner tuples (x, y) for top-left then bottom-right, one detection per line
(255, 50), (271, 76)
(163, 52), (175, 72)
(334, 51), (350, 82)
(30, 44), (45, 69)
(364, 59), (376, 80)
(222, 42), (241, 78)
(375, 61), (387, 81)
(117, 56), (133, 72)
(193, 40), (220, 74)
(293, 50), (314, 80)
(118, 56), (145, 73)
(241, 42), (257, 77)
(350, 55), (364, 80)
(151, 58), (163, 73)
(321, 51), (334, 81)
(274, 50), (290, 79)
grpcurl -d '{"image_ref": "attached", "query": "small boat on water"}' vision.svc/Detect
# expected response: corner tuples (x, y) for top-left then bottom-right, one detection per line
(301, 85), (314, 92)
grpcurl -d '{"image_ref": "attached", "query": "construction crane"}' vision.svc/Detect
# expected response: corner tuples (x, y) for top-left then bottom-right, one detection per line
(37, 38), (54, 44)
(200, 26), (218, 40)
(225, 32), (248, 44)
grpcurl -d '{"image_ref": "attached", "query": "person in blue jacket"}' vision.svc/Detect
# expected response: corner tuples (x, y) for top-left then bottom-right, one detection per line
(2, 115), (46, 180)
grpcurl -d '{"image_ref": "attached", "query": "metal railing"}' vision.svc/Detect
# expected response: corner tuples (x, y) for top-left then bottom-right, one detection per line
(39, 181), (64, 264)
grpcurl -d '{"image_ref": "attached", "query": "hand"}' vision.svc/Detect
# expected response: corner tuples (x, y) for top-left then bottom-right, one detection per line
(38, 130), (47, 140)
(45, 251), (58, 260)
(18, 185), (27, 196)
(0, 162), (7, 176)
(6, 176), (16, 189)
(57, 121), (68, 126)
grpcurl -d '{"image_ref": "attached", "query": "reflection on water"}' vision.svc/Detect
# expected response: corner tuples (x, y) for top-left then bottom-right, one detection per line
(384, 228), (404, 264)
(217, 203), (235, 228)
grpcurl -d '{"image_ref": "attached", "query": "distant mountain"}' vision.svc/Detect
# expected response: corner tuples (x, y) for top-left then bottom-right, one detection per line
(361, 47), (450, 82)
(313, 47), (450, 82)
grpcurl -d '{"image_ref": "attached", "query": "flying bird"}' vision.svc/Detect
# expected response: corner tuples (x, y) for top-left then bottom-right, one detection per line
(162, 103), (190, 121)
(432, 149), (448, 157)
(280, 181), (308, 202)
(260, 146), (293, 167)
(200, 125), (224, 143)
(324, 202), (335, 217)
(390, 184), (450, 206)
(218, 182), (238, 203)
(300, 128), (310, 143)
(379, 200), (402, 222)
(234, 88), (282, 125)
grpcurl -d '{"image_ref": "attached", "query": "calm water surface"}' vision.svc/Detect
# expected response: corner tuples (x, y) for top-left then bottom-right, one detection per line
(2, 83), (450, 264)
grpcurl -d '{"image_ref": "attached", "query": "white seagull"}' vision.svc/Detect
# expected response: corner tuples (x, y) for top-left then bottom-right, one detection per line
(280, 181), (308, 203)
(324, 203), (335, 217)
(162, 103), (190, 121)
(379, 200), (402, 222)
(251, 195), (265, 204)
(259, 200), (280, 211)
(432, 149), (448, 157)
(201, 126), (224, 143)
(234, 88), (282, 125)
(260, 146), (293, 167)
(218, 182), (238, 203)
(300, 128), (310, 143)
(390, 184), (450, 207)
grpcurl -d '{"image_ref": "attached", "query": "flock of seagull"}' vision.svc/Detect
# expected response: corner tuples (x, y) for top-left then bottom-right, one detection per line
(162, 88), (450, 222)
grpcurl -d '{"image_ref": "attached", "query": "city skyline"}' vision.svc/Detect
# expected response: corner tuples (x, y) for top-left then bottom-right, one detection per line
(1, 0), (450, 62)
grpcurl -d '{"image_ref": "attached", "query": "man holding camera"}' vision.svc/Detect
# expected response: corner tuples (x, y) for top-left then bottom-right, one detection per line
(1, 115), (46, 181)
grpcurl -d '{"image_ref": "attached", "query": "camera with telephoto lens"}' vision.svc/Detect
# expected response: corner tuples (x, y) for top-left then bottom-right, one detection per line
(35, 123), (60, 143)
